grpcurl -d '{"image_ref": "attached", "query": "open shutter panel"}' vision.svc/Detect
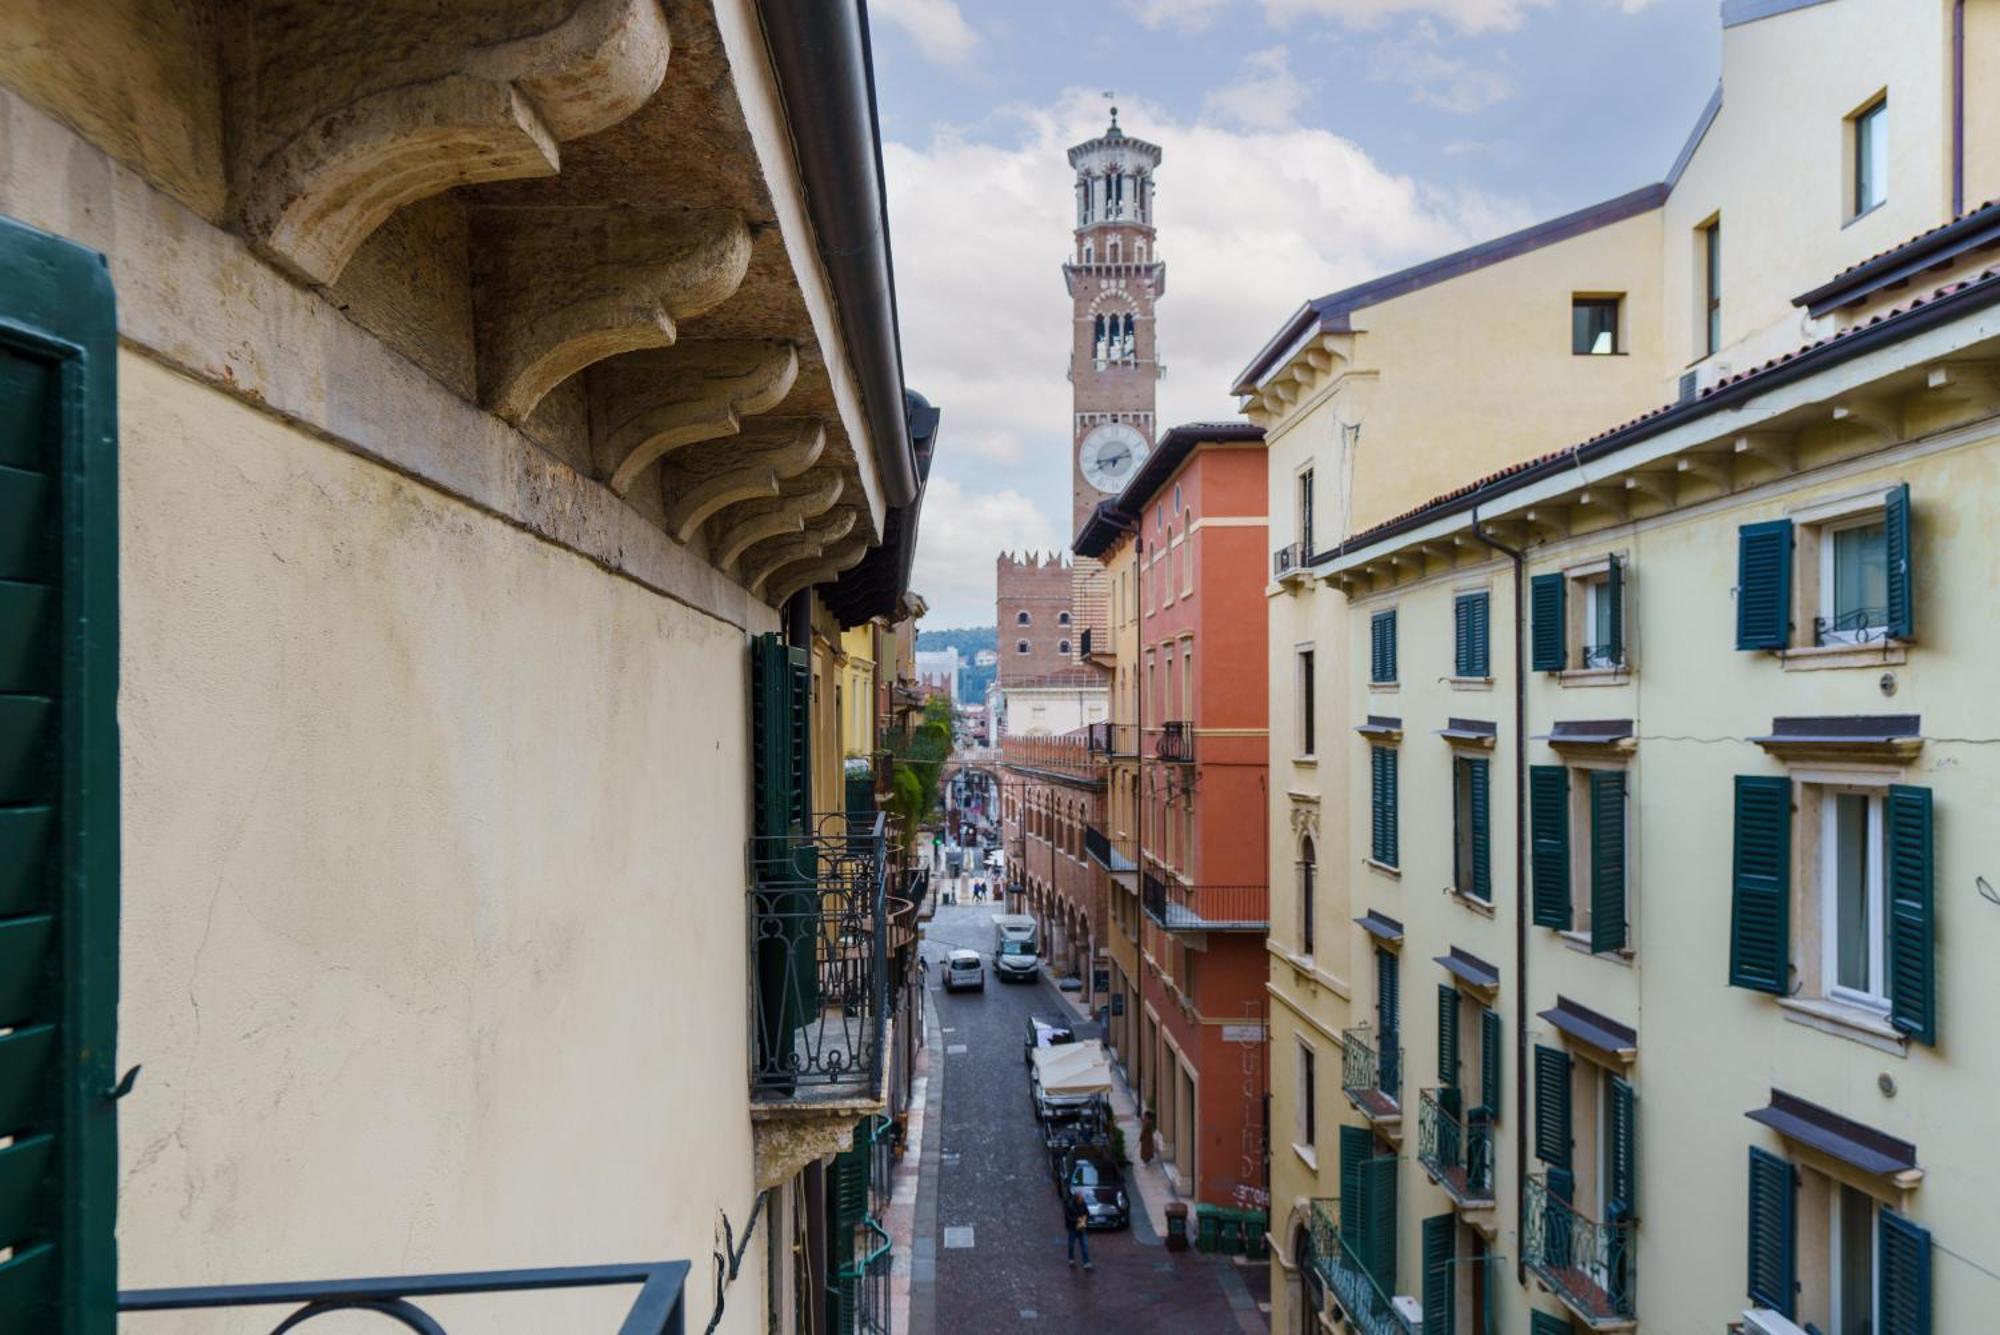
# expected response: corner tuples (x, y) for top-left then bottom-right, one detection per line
(1421, 1213), (1456, 1334)
(1479, 1008), (1501, 1119)
(1383, 611), (1397, 684)
(1729, 776), (1793, 994)
(1885, 784), (1936, 1045)
(0, 218), (119, 1335)
(1360, 1152), (1398, 1293)
(1606, 553), (1624, 666)
(1884, 481), (1914, 642)
(1607, 1075), (1636, 1220)
(1469, 758), (1491, 901)
(1454, 597), (1471, 678)
(1530, 573), (1566, 670)
(751, 634), (791, 845)
(1437, 984), (1459, 1088)
(1532, 1045), (1571, 1169)
(1338, 1125), (1371, 1255)
(1589, 770), (1627, 953)
(1370, 748), (1387, 863)
(1735, 519), (1793, 650)
(1530, 765), (1572, 929)
(1877, 1209), (1932, 1335)
(1470, 592), (1490, 677)
(787, 645), (811, 832)
(1530, 1314), (1571, 1335)
(1746, 1147), (1797, 1317)
(1377, 947), (1399, 1037)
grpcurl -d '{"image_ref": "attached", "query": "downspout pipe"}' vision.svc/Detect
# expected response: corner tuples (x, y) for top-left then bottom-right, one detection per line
(1468, 507), (1529, 1288)
(756, 0), (918, 508)
(1955, 0), (1967, 218)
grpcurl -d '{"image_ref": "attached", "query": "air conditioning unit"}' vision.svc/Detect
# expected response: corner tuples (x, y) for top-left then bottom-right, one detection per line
(1740, 1308), (1810, 1335)
(1392, 1295), (1424, 1333)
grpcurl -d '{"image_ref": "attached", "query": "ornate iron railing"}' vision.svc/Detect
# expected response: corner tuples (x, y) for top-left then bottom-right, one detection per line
(1580, 642), (1624, 669)
(1273, 541), (1308, 579)
(1813, 605), (1891, 645)
(750, 813), (889, 1102)
(1524, 1173), (1636, 1326)
(832, 1114), (895, 1335)
(1155, 721), (1194, 763)
(120, 1262), (690, 1333)
(1417, 1088), (1494, 1206)
(1306, 1199), (1411, 1335)
(1341, 1027), (1400, 1116)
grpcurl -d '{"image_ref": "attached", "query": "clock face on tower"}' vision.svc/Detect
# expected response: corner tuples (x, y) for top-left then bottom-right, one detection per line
(1079, 422), (1149, 494)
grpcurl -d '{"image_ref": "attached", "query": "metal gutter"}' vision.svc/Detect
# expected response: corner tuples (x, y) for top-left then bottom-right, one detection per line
(756, 0), (918, 508)
(1794, 202), (2000, 318)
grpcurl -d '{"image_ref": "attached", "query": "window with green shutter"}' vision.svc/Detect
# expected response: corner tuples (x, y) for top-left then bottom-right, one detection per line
(1746, 1147), (1797, 1317)
(827, 1125), (873, 1335)
(1338, 1124), (1370, 1255)
(1454, 756), (1491, 902)
(1530, 1312), (1572, 1335)
(1437, 984), (1459, 1089)
(1421, 1213), (1455, 1333)
(1371, 745), (1399, 867)
(1530, 765), (1571, 929)
(1729, 775), (1793, 994)
(751, 633), (816, 1095)
(1589, 769), (1627, 953)
(1884, 481), (1914, 642)
(1454, 591), (1490, 678)
(1877, 1208), (1931, 1335)
(1371, 609), (1398, 684)
(1885, 784), (1935, 1045)
(1530, 572), (1566, 671)
(0, 215), (119, 1335)
(1736, 519), (1794, 650)
(1358, 1149), (1398, 1293)
(1605, 553), (1624, 667)
(1532, 1045), (1571, 1170)
(1479, 1007), (1501, 1120)
(1607, 1075), (1636, 1221)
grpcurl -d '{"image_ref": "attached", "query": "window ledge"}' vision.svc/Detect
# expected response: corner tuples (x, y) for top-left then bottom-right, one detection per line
(1369, 681), (1401, 694)
(1362, 857), (1402, 880)
(1449, 676), (1494, 691)
(1559, 930), (1634, 965)
(1448, 888), (1496, 918)
(1293, 755), (1318, 767)
(1777, 640), (1908, 671)
(1556, 665), (1631, 688)
(1777, 995), (1909, 1056)
(1292, 1142), (1319, 1171)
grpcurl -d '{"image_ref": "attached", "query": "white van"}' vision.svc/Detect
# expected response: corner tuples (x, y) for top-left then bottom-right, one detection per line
(942, 948), (984, 992)
(993, 914), (1038, 949)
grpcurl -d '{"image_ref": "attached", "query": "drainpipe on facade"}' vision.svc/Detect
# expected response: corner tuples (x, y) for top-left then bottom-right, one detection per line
(1467, 507), (1528, 1289)
(1955, 0), (1967, 217)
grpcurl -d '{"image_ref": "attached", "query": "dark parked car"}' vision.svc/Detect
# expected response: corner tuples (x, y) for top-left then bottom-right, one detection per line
(1024, 1013), (1076, 1065)
(1055, 1145), (1130, 1230)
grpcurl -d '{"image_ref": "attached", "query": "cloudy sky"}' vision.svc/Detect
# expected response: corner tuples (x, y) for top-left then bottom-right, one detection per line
(873, 0), (1721, 628)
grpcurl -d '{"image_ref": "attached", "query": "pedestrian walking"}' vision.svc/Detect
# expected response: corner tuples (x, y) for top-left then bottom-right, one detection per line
(1064, 1190), (1093, 1271)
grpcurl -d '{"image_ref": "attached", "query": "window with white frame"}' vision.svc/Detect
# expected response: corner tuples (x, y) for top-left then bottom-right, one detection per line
(1016, 639), (1030, 654)
(1017, 609), (1032, 626)
(1852, 94), (1887, 218)
(1297, 647), (1316, 758)
(1296, 1040), (1317, 1152)
(1299, 837), (1317, 956)
(1819, 514), (1889, 645)
(1821, 787), (1889, 1013)
(1734, 484), (1912, 653)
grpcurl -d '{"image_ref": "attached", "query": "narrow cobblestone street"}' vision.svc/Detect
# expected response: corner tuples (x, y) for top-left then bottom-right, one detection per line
(915, 898), (1268, 1333)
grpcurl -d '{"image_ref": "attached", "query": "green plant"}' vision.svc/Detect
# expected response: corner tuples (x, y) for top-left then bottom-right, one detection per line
(1109, 1123), (1130, 1166)
(882, 697), (952, 860)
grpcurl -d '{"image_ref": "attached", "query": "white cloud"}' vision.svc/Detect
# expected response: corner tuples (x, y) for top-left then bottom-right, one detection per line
(871, 0), (978, 65)
(886, 88), (1529, 626)
(1202, 47), (1311, 131)
(1121, 0), (1233, 32)
(1366, 19), (1515, 113)
(1264, 0), (1551, 34)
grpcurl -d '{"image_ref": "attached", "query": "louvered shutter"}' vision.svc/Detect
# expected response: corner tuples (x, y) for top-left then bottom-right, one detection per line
(1729, 776), (1793, 994)
(1877, 1209), (1931, 1335)
(1532, 1045), (1571, 1169)
(1884, 481), (1914, 642)
(1530, 573), (1566, 670)
(751, 634), (794, 846)
(1371, 611), (1397, 684)
(1437, 984), (1459, 1089)
(1735, 519), (1794, 650)
(1589, 770), (1627, 953)
(787, 648), (811, 831)
(1377, 948), (1399, 1037)
(1372, 746), (1399, 867)
(1882, 784), (1937, 1043)
(1360, 1152), (1398, 1292)
(1338, 1125), (1371, 1255)
(1606, 553), (1624, 666)
(1421, 1213), (1455, 1333)
(0, 217), (118, 1335)
(1454, 596), (1471, 677)
(1530, 1313), (1571, 1335)
(1530, 765), (1571, 929)
(1469, 592), (1490, 677)
(1746, 1147), (1796, 1317)
(1479, 1008), (1501, 1119)
(1607, 1075), (1636, 1220)
(1468, 758), (1491, 901)
(828, 1128), (872, 1334)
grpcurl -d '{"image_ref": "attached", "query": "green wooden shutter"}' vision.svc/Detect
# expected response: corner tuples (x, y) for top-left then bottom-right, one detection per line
(1530, 765), (1571, 929)
(1371, 610), (1398, 684)
(1884, 481), (1914, 642)
(1607, 1075), (1636, 1221)
(1360, 1152), (1398, 1292)
(1735, 519), (1793, 650)
(751, 634), (793, 845)
(1532, 1045), (1571, 1169)
(1885, 784), (1936, 1045)
(1437, 984), (1459, 1088)
(1606, 553), (1624, 666)
(1470, 592), (1490, 677)
(1729, 776), (1793, 994)
(1877, 1208), (1931, 1335)
(1371, 746), (1399, 867)
(787, 647), (811, 830)
(1589, 770), (1627, 953)
(1530, 1313), (1572, 1335)
(0, 216), (119, 1335)
(1746, 1147), (1796, 1317)
(1338, 1125), (1370, 1255)
(1453, 596), (1471, 678)
(1479, 1007), (1501, 1119)
(1468, 758), (1491, 901)
(828, 1129), (872, 1335)
(1530, 573), (1566, 671)
(1421, 1213), (1455, 1333)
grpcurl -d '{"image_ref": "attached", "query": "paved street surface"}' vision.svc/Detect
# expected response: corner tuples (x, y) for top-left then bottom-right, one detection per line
(918, 897), (1268, 1333)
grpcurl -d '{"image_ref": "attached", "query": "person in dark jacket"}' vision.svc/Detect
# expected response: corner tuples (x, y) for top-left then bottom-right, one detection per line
(1065, 1190), (1094, 1271)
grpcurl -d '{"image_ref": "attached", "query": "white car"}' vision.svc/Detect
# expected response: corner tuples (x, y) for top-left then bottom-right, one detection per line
(942, 948), (985, 992)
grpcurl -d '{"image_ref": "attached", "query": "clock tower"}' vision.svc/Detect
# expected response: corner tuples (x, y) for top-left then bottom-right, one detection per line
(1065, 108), (1163, 640)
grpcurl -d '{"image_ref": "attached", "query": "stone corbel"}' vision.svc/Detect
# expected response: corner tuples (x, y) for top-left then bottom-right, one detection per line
(751, 1104), (874, 1190)
(238, 0), (671, 286)
(763, 535), (873, 606)
(474, 206), (753, 425)
(739, 505), (862, 597)
(593, 341), (801, 495)
(659, 419), (826, 542)
(711, 473), (847, 572)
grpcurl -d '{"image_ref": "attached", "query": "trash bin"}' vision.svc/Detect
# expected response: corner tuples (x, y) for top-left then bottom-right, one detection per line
(1218, 1208), (1246, 1255)
(1164, 1201), (1190, 1253)
(1244, 1211), (1270, 1259)
(1194, 1204), (1221, 1253)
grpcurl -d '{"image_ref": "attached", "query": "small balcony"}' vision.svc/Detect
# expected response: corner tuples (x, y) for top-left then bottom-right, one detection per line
(1085, 721), (1138, 757)
(1524, 1174), (1637, 1329)
(1416, 1088), (1495, 1210)
(1307, 1199), (1413, 1335)
(1341, 1026), (1402, 1126)
(1273, 540), (1308, 581)
(1155, 720), (1194, 763)
(1084, 824), (1138, 878)
(1140, 867), (1268, 931)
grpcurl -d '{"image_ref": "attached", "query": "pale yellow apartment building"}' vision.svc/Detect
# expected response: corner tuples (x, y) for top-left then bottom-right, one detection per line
(1253, 1), (2000, 1332)
(0, 2), (939, 1333)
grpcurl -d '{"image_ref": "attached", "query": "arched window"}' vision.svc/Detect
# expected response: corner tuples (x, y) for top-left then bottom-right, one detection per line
(1017, 610), (1031, 626)
(1058, 611), (1071, 627)
(1058, 639), (1071, 656)
(1109, 238), (1121, 263)
(1299, 837), (1317, 957)
(1016, 639), (1030, 654)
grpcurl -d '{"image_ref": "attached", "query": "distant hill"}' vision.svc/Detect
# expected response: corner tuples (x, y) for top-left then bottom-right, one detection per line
(918, 626), (997, 703)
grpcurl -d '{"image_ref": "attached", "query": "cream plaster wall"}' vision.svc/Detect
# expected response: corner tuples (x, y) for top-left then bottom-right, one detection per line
(116, 353), (764, 1332)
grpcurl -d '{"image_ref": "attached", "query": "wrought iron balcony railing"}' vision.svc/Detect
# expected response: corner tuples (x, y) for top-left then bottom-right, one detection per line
(119, 1261), (691, 1332)
(1140, 867), (1267, 931)
(1417, 1088), (1495, 1208)
(1813, 604), (1891, 645)
(1524, 1173), (1637, 1328)
(1085, 721), (1138, 757)
(1273, 541), (1308, 580)
(1306, 1199), (1412, 1335)
(1154, 721), (1194, 763)
(1085, 824), (1138, 876)
(750, 812), (890, 1103)
(1341, 1026), (1401, 1121)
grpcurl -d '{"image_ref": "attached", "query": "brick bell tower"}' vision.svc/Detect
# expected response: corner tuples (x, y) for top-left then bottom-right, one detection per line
(1065, 107), (1163, 647)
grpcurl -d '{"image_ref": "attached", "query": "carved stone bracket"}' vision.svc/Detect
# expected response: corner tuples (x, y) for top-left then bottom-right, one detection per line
(711, 472), (846, 572)
(474, 206), (753, 425)
(750, 1101), (876, 1190)
(738, 505), (862, 596)
(238, 0), (672, 286)
(660, 419), (826, 542)
(763, 534), (872, 606)
(594, 341), (801, 495)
